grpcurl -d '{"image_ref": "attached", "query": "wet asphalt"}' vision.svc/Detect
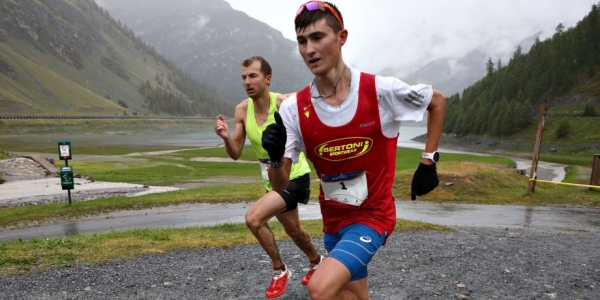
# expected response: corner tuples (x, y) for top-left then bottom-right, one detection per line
(1, 201), (599, 242)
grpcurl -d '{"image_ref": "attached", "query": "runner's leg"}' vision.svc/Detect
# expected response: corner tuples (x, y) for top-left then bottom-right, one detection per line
(275, 208), (321, 261)
(245, 191), (287, 267)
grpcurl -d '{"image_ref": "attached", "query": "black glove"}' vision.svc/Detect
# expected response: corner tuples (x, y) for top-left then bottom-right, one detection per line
(261, 111), (287, 167)
(411, 163), (439, 200)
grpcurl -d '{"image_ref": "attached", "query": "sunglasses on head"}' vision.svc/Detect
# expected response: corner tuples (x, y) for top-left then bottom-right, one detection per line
(295, 1), (344, 29)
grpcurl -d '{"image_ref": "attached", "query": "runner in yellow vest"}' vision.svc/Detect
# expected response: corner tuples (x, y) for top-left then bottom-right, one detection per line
(214, 56), (323, 299)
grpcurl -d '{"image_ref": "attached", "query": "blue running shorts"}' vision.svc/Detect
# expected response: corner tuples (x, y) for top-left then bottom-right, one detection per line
(324, 223), (387, 281)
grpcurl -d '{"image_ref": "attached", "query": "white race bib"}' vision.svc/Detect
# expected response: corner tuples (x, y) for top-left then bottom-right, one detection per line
(321, 170), (368, 206)
(259, 159), (270, 181)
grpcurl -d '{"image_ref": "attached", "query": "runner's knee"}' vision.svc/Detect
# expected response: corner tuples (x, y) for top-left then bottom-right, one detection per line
(283, 224), (303, 239)
(307, 280), (344, 300)
(245, 211), (264, 231)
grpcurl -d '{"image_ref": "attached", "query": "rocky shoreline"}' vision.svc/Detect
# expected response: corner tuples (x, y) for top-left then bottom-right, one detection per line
(0, 154), (150, 207)
(0, 154), (51, 181)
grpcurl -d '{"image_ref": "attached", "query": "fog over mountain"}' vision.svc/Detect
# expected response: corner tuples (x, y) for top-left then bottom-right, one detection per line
(395, 31), (544, 96)
(225, 1), (595, 70)
(223, 0), (596, 95)
(98, 0), (596, 99)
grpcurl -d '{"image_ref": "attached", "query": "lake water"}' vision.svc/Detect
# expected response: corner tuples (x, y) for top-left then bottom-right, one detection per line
(0, 126), (427, 150)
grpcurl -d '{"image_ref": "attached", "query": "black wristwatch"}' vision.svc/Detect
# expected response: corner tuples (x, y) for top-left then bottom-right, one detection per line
(269, 158), (284, 168)
(421, 151), (440, 163)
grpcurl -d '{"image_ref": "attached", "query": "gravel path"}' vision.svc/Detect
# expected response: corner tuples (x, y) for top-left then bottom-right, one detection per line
(1, 227), (598, 300)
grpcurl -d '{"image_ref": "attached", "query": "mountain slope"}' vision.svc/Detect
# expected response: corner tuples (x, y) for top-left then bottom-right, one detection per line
(383, 32), (543, 97)
(98, 0), (314, 103)
(0, 0), (234, 116)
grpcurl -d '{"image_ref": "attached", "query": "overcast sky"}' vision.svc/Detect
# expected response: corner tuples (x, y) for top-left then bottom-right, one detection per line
(223, 0), (597, 76)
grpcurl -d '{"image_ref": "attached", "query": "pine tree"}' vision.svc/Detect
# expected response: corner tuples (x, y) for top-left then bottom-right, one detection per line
(486, 57), (495, 76)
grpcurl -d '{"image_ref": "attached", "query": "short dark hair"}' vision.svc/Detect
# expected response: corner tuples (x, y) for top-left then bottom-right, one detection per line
(294, 1), (344, 34)
(241, 56), (272, 77)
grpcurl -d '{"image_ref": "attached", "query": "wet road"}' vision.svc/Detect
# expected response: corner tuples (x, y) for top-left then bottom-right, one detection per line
(1, 201), (599, 242)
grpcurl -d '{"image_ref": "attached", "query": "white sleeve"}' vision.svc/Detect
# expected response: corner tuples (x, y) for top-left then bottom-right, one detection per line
(376, 75), (433, 122)
(278, 94), (306, 163)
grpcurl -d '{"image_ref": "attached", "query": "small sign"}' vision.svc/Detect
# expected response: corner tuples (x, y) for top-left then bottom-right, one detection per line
(58, 140), (72, 160)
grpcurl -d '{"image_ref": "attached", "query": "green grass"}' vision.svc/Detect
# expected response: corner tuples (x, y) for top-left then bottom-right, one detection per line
(481, 101), (600, 168)
(394, 161), (600, 206)
(0, 219), (451, 277)
(64, 147), (515, 187)
(68, 159), (260, 185)
(563, 165), (580, 183)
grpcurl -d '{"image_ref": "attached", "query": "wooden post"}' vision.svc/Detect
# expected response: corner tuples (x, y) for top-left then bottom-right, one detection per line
(591, 154), (600, 190)
(528, 104), (547, 194)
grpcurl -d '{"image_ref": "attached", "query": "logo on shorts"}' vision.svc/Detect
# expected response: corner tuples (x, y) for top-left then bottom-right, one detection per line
(359, 236), (372, 243)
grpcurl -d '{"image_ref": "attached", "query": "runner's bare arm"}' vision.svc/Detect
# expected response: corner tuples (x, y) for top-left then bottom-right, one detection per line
(215, 101), (247, 160)
(268, 158), (292, 192)
(422, 89), (446, 164)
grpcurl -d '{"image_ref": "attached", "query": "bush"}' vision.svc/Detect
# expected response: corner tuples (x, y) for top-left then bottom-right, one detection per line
(118, 99), (128, 108)
(554, 120), (571, 139)
(583, 103), (596, 116)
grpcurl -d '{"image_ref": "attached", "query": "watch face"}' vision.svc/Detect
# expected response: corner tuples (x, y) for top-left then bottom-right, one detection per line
(433, 152), (440, 162)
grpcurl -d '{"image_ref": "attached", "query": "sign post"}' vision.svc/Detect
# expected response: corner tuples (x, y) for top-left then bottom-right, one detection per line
(58, 140), (73, 204)
(591, 154), (600, 190)
(527, 104), (547, 194)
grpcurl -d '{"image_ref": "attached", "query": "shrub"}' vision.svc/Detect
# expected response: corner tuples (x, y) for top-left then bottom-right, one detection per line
(554, 120), (571, 139)
(118, 99), (128, 108)
(583, 103), (596, 116)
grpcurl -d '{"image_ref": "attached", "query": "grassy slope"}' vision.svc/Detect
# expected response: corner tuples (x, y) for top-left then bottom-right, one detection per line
(0, 40), (124, 115)
(0, 3), (190, 117)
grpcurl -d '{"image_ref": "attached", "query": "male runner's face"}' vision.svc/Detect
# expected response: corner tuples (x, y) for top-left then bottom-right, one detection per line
(296, 18), (342, 76)
(241, 60), (270, 100)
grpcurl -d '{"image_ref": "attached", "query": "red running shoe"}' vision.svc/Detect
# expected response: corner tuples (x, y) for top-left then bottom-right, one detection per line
(302, 255), (324, 285)
(265, 265), (291, 298)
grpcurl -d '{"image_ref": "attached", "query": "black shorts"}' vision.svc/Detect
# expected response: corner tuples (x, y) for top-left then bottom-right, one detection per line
(275, 173), (311, 212)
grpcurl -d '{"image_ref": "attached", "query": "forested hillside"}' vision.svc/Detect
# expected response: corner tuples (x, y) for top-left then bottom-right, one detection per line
(444, 3), (600, 138)
(0, 0), (234, 116)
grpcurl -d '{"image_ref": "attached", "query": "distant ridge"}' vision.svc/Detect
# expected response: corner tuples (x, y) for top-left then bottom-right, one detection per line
(98, 0), (314, 103)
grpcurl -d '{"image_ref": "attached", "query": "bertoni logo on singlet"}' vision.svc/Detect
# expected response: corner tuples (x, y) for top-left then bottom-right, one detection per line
(315, 137), (373, 161)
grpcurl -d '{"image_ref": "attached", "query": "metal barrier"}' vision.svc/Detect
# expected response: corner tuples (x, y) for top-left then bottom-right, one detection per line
(529, 177), (600, 189)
